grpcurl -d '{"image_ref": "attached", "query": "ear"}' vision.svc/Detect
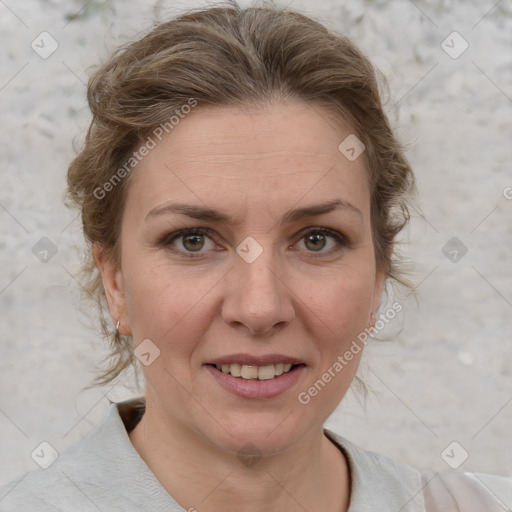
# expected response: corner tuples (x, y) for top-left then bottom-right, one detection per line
(93, 243), (131, 336)
(369, 244), (392, 327)
(370, 268), (387, 323)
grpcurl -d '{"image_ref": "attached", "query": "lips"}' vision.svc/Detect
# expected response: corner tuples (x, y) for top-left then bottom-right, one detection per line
(205, 353), (306, 389)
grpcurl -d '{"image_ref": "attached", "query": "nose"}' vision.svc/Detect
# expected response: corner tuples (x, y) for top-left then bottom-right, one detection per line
(220, 248), (295, 336)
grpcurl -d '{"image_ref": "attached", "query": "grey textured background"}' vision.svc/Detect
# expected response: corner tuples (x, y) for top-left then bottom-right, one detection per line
(1, 0), (511, 487)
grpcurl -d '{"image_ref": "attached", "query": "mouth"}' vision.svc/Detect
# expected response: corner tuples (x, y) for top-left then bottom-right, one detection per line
(209, 362), (305, 381)
(204, 354), (306, 398)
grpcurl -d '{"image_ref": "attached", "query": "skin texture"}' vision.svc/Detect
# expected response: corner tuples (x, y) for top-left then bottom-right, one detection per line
(94, 100), (387, 511)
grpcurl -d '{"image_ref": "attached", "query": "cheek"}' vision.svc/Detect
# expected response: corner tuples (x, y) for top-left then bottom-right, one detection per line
(307, 268), (375, 395)
(304, 271), (375, 391)
(121, 231), (377, 354)
(122, 257), (216, 349)
(310, 264), (376, 336)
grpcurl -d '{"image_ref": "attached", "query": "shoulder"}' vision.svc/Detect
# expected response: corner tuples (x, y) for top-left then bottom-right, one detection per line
(0, 403), (129, 511)
(325, 429), (512, 512)
(421, 468), (512, 511)
(0, 461), (82, 512)
(0, 399), (177, 512)
(0, 439), (100, 511)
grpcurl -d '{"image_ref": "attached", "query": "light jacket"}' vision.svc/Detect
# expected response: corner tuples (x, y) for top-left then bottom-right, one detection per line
(0, 398), (510, 511)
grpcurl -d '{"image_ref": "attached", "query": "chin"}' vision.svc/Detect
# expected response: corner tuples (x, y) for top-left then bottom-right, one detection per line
(193, 408), (320, 460)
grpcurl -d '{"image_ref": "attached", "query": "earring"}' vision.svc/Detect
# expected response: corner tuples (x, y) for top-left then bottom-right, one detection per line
(116, 320), (120, 333)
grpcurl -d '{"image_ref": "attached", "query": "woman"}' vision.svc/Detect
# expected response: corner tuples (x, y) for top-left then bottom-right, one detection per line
(1, 3), (510, 511)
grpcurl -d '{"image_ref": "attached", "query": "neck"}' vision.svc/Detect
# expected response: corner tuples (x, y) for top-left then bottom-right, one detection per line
(128, 401), (350, 512)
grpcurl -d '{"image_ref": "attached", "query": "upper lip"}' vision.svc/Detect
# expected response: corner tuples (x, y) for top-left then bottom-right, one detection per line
(206, 353), (304, 366)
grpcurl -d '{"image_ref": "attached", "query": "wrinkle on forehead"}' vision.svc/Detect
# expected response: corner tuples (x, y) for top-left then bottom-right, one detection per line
(163, 150), (335, 166)
(125, 101), (371, 230)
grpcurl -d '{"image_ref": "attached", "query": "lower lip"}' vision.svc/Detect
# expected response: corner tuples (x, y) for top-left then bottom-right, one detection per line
(205, 364), (306, 399)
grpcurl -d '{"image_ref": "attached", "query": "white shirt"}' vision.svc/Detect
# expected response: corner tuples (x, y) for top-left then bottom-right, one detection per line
(0, 398), (510, 511)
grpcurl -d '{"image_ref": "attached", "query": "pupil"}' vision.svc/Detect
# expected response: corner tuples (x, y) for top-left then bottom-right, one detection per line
(306, 234), (325, 251)
(184, 234), (204, 251)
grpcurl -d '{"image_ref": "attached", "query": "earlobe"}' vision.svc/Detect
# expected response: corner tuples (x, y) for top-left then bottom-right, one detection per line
(93, 243), (131, 336)
(370, 268), (387, 326)
(369, 244), (393, 327)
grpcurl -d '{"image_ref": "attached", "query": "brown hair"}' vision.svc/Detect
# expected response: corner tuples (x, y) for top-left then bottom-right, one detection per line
(66, 2), (415, 388)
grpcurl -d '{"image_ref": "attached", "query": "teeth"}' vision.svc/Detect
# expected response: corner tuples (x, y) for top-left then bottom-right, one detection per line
(241, 365), (258, 379)
(257, 365), (275, 380)
(215, 363), (296, 380)
(230, 363), (241, 377)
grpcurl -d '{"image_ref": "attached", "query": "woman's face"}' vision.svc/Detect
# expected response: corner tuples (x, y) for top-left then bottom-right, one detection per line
(100, 101), (386, 456)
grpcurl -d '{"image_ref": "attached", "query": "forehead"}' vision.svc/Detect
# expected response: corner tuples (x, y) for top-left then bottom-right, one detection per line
(126, 101), (371, 221)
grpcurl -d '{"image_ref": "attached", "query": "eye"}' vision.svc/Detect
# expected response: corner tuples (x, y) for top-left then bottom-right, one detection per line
(294, 227), (349, 256)
(160, 228), (218, 257)
(160, 226), (349, 259)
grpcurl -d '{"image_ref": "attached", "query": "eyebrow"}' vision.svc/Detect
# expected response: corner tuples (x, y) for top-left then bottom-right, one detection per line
(145, 199), (363, 225)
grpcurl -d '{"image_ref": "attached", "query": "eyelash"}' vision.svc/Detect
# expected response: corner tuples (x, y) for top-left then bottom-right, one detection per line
(159, 227), (350, 259)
